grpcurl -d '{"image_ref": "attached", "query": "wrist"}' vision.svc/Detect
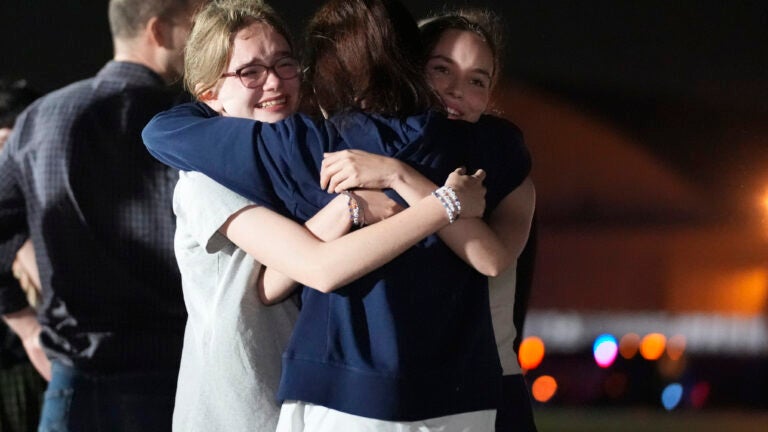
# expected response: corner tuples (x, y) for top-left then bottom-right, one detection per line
(389, 161), (415, 190)
(3, 307), (40, 340)
(432, 186), (461, 224)
(341, 191), (366, 229)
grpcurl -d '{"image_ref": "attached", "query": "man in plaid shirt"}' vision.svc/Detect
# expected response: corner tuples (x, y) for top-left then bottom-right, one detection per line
(0, 1), (205, 430)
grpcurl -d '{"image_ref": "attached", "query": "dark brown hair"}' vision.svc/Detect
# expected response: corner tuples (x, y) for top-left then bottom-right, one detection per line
(302, 0), (437, 118)
(419, 8), (506, 90)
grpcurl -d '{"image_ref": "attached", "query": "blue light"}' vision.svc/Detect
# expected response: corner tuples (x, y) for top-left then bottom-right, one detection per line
(661, 383), (683, 411)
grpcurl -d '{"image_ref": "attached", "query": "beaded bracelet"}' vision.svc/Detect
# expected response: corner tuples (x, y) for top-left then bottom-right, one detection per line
(341, 191), (365, 228)
(432, 186), (461, 223)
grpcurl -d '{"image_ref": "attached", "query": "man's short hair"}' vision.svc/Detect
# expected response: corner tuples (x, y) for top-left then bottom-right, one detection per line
(108, 0), (198, 39)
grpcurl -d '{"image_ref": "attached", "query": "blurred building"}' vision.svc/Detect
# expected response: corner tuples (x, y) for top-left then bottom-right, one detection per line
(495, 81), (768, 408)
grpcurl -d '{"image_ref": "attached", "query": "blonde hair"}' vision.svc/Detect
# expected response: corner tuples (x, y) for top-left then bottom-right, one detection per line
(183, 0), (293, 99)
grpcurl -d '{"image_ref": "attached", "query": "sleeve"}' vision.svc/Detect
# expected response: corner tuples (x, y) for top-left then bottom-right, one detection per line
(474, 115), (532, 214)
(142, 102), (281, 211)
(0, 138), (32, 315)
(142, 102), (335, 222)
(173, 171), (256, 254)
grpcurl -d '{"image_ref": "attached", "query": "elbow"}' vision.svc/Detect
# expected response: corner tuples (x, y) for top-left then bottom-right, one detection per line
(258, 291), (279, 306)
(478, 264), (503, 278)
(475, 255), (515, 278)
(257, 285), (282, 306)
(299, 265), (344, 294)
(311, 278), (341, 294)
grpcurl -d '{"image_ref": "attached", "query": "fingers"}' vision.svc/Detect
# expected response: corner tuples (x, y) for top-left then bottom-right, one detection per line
(472, 168), (486, 181)
(321, 151), (353, 191)
(450, 167), (485, 181)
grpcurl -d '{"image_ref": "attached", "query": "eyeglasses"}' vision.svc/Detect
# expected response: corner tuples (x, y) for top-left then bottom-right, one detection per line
(221, 57), (301, 88)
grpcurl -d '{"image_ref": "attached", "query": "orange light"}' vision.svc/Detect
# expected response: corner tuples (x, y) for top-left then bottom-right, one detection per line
(658, 355), (687, 380)
(518, 336), (545, 371)
(762, 191), (768, 215)
(619, 333), (641, 359)
(666, 334), (686, 361)
(640, 333), (667, 361)
(531, 375), (557, 403)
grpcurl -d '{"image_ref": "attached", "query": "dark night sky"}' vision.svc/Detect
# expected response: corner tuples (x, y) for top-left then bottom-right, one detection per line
(2, 0), (768, 218)
(4, 1), (766, 96)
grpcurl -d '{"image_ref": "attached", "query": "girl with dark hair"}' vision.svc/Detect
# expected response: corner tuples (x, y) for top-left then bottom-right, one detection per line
(143, 0), (531, 429)
(420, 11), (539, 432)
(320, 8), (538, 431)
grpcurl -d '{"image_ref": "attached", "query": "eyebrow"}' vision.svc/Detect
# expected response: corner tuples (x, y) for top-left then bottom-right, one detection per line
(428, 54), (493, 79)
(233, 50), (294, 69)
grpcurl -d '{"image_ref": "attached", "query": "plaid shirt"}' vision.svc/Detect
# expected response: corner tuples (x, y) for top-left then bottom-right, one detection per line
(0, 61), (186, 373)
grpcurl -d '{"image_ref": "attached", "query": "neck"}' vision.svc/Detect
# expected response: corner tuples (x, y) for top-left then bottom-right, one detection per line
(113, 39), (175, 84)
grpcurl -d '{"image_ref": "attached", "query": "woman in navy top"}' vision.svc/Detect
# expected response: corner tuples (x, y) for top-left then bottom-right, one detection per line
(318, 8), (539, 431)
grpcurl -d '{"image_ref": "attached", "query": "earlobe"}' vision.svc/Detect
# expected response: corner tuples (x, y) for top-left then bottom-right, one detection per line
(198, 88), (224, 113)
(195, 84), (215, 101)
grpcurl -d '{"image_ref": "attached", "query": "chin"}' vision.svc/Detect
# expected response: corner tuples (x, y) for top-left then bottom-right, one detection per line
(253, 111), (291, 123)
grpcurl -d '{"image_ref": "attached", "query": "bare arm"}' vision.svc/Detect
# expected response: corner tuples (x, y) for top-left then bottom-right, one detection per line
(223, 169), (486, 298)
(2, 307), (51, 381)
(321, 150), (535, 276)
(257, 194), (352, 304)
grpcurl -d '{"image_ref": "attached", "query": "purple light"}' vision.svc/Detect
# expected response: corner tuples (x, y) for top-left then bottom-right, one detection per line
(593, 334), (618, 368)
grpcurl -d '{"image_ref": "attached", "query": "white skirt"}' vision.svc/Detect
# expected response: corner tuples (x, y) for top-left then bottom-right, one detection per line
(275, 401), (496, 432)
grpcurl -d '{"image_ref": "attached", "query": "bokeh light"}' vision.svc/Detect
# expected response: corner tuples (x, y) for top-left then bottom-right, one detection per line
(619, 333), (640, 359)
(531, 375), (557, 403)
(593, 334), (618, 368)
(640, 333), (667, 361)
(657, 355), (687, 380)
(519, 336), (545, 371)
(661, 383), (684, 411)
(666, 334), (686, 361)
(603, 372), (628, 399)
(690, 381), (711, 409)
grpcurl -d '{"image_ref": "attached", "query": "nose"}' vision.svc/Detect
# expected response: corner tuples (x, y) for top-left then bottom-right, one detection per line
(444, 78), (463, 99)
(262, 68), (283, 91)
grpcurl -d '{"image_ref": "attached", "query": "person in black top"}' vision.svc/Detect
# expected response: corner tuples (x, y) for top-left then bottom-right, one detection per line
(0, 1), (205, 431)
(0, 77), (45, 432)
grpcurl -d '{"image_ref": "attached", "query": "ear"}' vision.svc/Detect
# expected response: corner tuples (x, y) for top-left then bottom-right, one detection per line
(197, 86), (224, 113)
(147, 16), (172, 49)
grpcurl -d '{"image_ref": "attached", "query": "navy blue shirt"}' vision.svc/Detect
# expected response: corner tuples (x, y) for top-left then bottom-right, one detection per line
(142, 102), (530, 420)
(0, 61), (186, 373)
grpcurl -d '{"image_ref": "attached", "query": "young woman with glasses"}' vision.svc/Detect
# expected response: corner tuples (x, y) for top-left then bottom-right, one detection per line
(166, 1), (485, 431)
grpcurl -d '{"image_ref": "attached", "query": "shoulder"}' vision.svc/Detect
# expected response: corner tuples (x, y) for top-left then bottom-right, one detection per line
(474, 114), (529, 166)
(20, 78), (95, 116)
(176, 171), (252, 206)
(5, 79), (95, 149)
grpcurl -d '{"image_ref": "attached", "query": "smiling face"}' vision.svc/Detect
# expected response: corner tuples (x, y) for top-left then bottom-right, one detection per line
(207, 21), (300, 123)
(425, 29), (494, 123)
